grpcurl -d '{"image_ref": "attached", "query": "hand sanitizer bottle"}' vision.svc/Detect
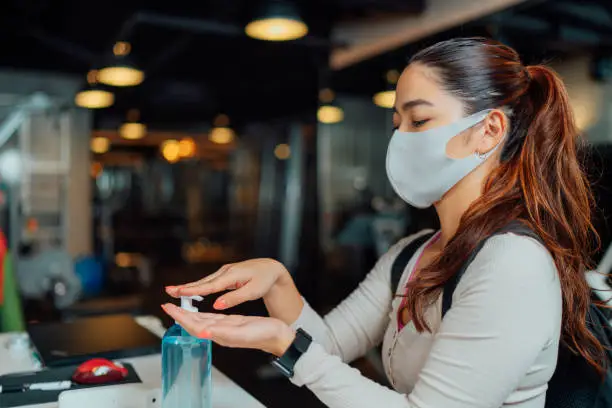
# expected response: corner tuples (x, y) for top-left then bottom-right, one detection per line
(161, 296), (212, 408)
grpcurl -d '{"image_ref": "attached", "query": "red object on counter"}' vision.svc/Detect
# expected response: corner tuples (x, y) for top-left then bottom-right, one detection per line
(72, 358), (129, 384)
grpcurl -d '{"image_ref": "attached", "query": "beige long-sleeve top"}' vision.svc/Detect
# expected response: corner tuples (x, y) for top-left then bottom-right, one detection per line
(289, 230), (562, 408)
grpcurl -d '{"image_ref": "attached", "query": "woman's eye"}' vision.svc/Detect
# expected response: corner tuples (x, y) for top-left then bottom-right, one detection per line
(412, 119), (429, 128)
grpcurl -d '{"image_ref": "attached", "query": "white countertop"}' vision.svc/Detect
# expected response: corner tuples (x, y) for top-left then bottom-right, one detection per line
(0, 315), (266, 408)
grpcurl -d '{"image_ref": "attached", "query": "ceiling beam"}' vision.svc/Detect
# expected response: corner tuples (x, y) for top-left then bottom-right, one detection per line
(329, 0), (530, 70)
(113, 11), (335, 54)
(24, 26), (96, 65)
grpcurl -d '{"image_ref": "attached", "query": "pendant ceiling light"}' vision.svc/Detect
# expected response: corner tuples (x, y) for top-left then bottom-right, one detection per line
(317, 88), (344, 124)
(161, 140), (180, 163)
(209, 114), (236, 144)
(373, 69), (400, 109)
(75, 70), (114, 109)
(245, 1), (308, 41)
(178, 138), (197, 158)
(119, 109), (147, 140)
(91, 136), (110, 154)
(99, 42), (144, 87)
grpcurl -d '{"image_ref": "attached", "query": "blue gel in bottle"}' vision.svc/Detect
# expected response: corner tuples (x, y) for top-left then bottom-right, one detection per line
(161, 296), (212, 408)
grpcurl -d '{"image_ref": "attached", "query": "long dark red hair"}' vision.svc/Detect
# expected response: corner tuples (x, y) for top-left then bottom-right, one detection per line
(402, 38), (605, 374)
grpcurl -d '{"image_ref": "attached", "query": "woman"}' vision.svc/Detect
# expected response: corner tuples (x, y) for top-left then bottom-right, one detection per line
(162, 38), (605, 407)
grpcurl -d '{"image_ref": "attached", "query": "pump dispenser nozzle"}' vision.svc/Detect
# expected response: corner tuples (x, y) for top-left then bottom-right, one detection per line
(180, 296), (203, 312)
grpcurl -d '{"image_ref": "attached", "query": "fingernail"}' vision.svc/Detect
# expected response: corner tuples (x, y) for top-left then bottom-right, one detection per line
(163, 303), (179, 311)
(197, 330), (211, 339)
(213, 299), (226, 309)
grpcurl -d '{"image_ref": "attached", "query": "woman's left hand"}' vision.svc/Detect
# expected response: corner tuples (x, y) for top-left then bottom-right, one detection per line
(161, 303), (296, 357)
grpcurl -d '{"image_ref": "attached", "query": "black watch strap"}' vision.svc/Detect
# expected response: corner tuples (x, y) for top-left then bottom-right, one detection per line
(271, 328), (313, 378)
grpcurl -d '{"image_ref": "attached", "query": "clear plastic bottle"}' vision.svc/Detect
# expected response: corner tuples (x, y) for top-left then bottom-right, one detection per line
(161, 296), (212, 408)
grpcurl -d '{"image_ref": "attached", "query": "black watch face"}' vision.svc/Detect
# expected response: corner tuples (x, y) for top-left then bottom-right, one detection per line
(270, 329), (312, 378)
(294, 329), (313, 353)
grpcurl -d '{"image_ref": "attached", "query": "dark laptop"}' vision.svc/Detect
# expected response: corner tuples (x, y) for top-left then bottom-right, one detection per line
(27, 314), (161, 367)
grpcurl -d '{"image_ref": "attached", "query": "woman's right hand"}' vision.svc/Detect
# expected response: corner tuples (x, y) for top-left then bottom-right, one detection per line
(165, 258), (294, 311)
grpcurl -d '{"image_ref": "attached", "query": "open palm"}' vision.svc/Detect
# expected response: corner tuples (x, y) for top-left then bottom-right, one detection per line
(161, 303), (295, 356)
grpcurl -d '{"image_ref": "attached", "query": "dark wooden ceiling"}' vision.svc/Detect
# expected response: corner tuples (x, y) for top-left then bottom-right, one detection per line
(0, 0), (610, 129)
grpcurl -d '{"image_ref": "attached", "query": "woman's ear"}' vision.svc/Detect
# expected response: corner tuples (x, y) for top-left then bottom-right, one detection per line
(477, 110), (508, 155)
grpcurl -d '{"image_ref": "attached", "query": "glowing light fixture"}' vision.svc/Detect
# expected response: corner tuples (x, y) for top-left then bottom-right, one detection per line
(91, 137), (110, 154)
(274, 143), (291, 160)
(75, 70), (114, 109)
(99, 65), (144, 87)
(91, 161), (103, 178)
(120, 123), (146, 140)
(373, 91), (396, 109)
(373, 69), (400, 109)
(317, 88), (344, 124)
(179, 138), (197, 158)
(209, 114), (236, 144)
(317, 105), (344, 124)
(119, 109), (147, 140)
(161, 140), (181, 163)
(75, 90), (114, 109)
(245, 2), (308, 41)
(98, 41), (144, 87)
(209, 127), (235, 144)
(26, 218), (39, 233)
(115, 252), (136, 268)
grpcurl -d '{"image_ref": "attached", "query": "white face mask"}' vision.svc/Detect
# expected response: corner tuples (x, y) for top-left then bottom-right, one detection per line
(386, 109), (502, 208)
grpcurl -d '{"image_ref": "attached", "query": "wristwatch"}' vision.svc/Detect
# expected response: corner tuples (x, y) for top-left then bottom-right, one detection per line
(271, 328), (313, 378)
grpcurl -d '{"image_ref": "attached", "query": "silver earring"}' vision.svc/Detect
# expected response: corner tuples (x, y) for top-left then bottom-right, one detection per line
(475, 151), (487, 161)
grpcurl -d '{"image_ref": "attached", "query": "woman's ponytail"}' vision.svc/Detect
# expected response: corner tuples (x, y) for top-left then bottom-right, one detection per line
(516, 65), (604, 373)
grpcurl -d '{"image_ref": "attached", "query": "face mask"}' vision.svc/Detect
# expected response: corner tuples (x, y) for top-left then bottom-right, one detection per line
(386, 109), (501, 208)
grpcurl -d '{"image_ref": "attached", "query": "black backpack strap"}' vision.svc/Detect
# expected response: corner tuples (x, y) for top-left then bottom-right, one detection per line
(441, 221), (544, 318)
(391, 232), (435, 295)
